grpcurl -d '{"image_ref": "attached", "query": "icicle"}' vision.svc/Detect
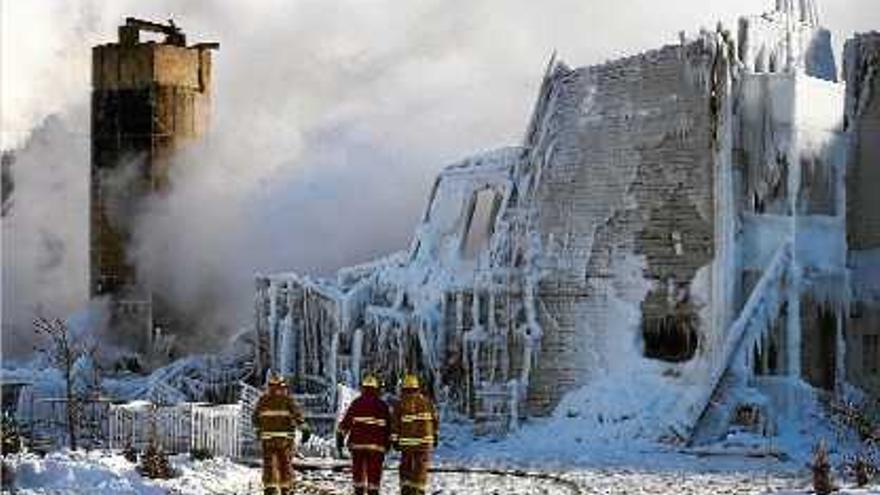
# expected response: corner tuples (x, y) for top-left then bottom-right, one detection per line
(351, 328), (363, 387)
(471, 337), (481, 392)
(522, 279), (543, 341)
(329, 331), (339, 402)
(396, 324), (405, 374)
(435, 298), (448, 371)
(471, 289), (481, 330)
(507, 379), (520, 431)
(520, 327), (534, 388)
(488, 290), (497, 332)
(268, 281), (279, 368)
(417, 321), (440, 397)
(278, 314), (293, 376)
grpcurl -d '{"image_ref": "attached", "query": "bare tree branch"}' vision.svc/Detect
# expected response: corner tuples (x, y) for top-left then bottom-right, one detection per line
(33, 316), (84, 450)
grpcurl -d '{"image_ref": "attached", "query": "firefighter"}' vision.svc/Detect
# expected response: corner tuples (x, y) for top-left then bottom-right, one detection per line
(252, 373), (305, 495)
(391, 373), (439, 495)
(336, 374), (392, 495)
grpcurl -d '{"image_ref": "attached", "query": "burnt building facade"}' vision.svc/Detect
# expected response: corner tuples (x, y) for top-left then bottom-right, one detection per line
(254, 1), (878, 443)
(844, 32), (880, 397)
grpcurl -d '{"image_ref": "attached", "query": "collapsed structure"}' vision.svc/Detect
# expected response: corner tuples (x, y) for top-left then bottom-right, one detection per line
(255, 1), (880, 443)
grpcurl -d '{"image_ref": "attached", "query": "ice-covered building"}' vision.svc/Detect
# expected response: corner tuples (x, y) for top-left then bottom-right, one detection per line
(254, 1), (879, 443)
(844, 31), (880, 398)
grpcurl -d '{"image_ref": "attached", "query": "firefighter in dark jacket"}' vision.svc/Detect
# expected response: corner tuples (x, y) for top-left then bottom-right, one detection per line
(252, 373), (306, 495)
(336, 374), (392, 495)
(391, 374), (439, 495)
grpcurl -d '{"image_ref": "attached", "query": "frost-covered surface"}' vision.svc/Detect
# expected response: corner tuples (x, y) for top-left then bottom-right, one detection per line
(435, 376), (857, 470)
(4, 451), (259, 495)
(850, 249), (880, 301)
(738, 0), (836, 81)
(247, 0), (866, 456)
(3, 356), (254, 458)
(6, 448), (880, 495)
(3, 350), (251, 412)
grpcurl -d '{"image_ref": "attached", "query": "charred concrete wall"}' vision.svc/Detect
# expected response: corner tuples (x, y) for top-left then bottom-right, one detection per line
(523, 38), (725, 415)
(91, 22), (215, 344)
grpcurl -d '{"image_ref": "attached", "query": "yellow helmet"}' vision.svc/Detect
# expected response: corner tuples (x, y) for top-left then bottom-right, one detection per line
(362, 374), (380, 389)
(402, 373), (420, 390)
(268, 372), (286, 388)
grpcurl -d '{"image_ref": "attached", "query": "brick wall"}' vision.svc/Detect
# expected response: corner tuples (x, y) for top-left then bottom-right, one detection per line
(524, 40), (722, 414)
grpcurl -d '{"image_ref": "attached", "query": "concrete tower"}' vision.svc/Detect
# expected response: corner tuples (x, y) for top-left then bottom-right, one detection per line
(91, 18), (218, 347)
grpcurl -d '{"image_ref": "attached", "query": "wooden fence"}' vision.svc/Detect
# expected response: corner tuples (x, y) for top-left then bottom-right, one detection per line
(191, 404), (242, 458)
(16, 381), (338, 459)
(107, 402), (243, 458)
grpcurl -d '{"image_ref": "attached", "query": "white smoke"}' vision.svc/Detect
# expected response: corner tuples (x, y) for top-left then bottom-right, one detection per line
(2, 0), (878, 357)
(1, 110), (90, 358)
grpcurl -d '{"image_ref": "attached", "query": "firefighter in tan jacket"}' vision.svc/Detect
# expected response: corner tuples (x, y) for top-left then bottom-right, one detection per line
(252, 374), (306, 495)
(391, 374), (439, 495)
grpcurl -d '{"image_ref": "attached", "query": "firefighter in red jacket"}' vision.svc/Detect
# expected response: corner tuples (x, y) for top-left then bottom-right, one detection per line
(252, 374), (305, 495)
(391, 374), (439, 495)
(336, 374), (392, 495)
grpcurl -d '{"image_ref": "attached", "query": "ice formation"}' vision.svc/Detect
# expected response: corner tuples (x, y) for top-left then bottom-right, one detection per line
(254, 0), (879, 446)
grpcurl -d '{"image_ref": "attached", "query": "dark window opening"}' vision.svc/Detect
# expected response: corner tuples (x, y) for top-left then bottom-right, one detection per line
(753, 336), (782, 376)
(753, 304), (787, 376)
(801, 304), (838, 391)
(755, 48), (766, 73)
(851, 301), (865, 319)
(753, 192), (764, 213)
(642, 314), (699, 363)
(863, 334), (879, 374)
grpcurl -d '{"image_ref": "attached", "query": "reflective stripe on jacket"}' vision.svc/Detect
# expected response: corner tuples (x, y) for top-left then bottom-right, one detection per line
(391, 390), (438, 451)
(260, 431), (296, 440)
(339, 391), (392, 453)
(253, 391), (304, 436)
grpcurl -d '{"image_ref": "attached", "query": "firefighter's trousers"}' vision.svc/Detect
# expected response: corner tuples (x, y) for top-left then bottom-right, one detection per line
(351, 449), (385, 494)
(399, 449), (431, 495)
(261, 437), (294, 494)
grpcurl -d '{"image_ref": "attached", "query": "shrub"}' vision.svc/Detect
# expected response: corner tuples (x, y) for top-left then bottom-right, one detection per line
(138, 441), (175, 479)
(189, 447), (214, 461)
(1, 413), (22, 455)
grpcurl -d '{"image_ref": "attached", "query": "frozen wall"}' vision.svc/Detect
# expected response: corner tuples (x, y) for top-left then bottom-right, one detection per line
(253, 2), (869, 443)
(522, 34), (730, 423)
(845, 33), (880, 252)
(738, 0), (837, 81)
(844, 32), (880, 397)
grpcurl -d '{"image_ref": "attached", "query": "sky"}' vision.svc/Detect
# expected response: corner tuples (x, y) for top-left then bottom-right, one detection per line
(1, 0), (878, 358)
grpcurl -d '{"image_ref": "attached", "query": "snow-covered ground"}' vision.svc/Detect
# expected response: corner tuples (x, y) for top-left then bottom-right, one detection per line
(3, 369), (875, 494)
(5, 449), (880, 495)
(3, 451), (259, 495)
